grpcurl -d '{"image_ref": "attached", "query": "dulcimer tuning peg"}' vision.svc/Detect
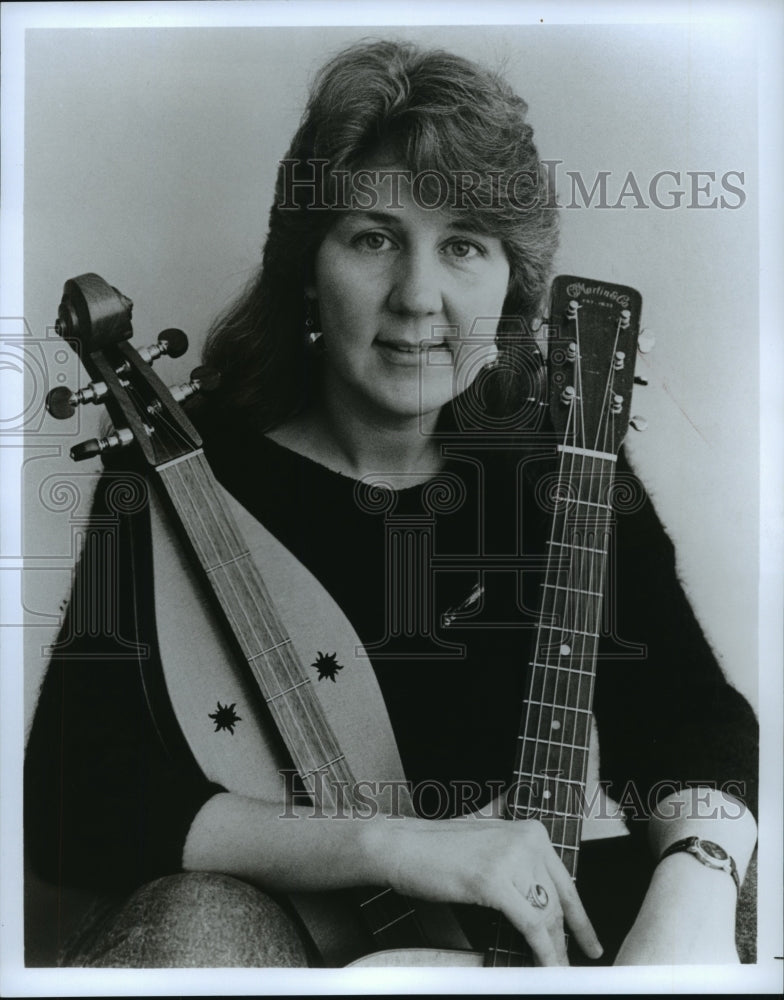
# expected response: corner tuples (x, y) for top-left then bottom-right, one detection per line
(633, 374), (648, 386)
(169, 365), (221, 403)
(143, 328), (188, 361)
(630, 415), (648, 432)
(45, 386), (77, 420)
(46, 381), (108, 419)
(116, 329), (189, 374)
(70, 427), (134, 462)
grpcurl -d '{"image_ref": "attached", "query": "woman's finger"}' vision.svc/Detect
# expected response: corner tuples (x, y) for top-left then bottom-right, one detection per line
(496, 879), (568, 966)
(544, 855), (603, 959)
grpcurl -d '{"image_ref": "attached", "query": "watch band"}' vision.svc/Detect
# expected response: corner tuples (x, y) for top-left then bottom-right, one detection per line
(658, 836), (740, 892)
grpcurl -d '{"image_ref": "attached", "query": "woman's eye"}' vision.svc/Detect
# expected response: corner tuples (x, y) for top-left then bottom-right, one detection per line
(445, 239), (483, 260)
(353, 231), (393, 251)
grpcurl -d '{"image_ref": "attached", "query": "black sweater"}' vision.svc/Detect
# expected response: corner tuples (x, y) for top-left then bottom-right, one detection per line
(25, 425), (758, 898)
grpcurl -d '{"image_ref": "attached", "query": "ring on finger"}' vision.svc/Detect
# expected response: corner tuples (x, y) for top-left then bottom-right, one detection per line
(526, 883), (549, 909)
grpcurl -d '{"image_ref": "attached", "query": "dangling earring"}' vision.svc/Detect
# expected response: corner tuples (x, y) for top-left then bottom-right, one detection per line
(304, 298), (323, 349)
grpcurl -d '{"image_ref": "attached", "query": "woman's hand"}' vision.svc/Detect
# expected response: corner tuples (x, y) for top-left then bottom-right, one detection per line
(370, 815), (603, 967)
(185, 793), (602, 966)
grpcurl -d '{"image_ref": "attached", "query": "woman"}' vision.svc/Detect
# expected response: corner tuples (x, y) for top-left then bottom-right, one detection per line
(25, 39), (758, 969)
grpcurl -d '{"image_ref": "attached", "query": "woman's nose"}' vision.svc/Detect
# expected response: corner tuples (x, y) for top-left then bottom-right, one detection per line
(387, 249), (443, 317)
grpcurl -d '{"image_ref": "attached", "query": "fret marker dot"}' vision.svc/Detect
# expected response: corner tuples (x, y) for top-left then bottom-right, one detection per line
(560, 644), (571, 656)
(551, 719), (561, 730)
(543, 790), (552, 799)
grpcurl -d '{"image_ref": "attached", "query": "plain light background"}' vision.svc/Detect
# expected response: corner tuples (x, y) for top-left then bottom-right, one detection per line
(21, 22), (759, 717)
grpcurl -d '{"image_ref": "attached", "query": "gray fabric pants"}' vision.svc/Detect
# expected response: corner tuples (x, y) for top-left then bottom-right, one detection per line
(60, 872), (310, 968)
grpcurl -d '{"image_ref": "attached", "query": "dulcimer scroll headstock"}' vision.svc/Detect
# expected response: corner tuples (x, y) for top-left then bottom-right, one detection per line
(47, 273), (216, 466)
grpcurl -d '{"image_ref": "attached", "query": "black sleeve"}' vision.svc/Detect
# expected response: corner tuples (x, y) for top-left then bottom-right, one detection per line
(24, 468), (224, 892)
(592, 451), (759, 831)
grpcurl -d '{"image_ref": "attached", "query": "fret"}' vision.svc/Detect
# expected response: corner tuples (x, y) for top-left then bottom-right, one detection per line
(204, 549), (252, 573)
(530, 807), (584, 820)
(528, 662), (594, 675)
(572, 498), (611, 510)
(300, 754), (347, 780)
(249, 638), (293, 661)
(514, 747), (589, 781)
(360, 887), (394, 907)
(516, 736), (588, 753)
(521, 702), (593, 716)
(508, 795), (585, 821)
(157, 448), (205, 471)
(547, 540), (606, 554)
(541, 582), (603, 597)
(373, 909), (417, 935)
(264, 676), (311, 704)
(557, 444), (617, 462)
(514, 773), (595, 791)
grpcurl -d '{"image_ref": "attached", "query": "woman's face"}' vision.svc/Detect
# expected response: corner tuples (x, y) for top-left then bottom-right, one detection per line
(309, 168), (510, 427)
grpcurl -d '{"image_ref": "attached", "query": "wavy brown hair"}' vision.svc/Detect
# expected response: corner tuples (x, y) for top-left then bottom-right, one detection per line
(201, 39), (558, 432)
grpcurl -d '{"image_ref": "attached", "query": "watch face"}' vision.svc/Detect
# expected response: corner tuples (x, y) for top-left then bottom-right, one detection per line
(699, 839), (729, 862)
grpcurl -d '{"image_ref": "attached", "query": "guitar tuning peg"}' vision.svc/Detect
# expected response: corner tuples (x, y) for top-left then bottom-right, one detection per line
(633, 374), (649, 386)
(70, 427), (134, 462)
(630, 415), (648, 432)
(637, 330), (655, 354)
(169, 365), (221, 403)
(46, 381), (108, 419)
(560, 385), (577, 405)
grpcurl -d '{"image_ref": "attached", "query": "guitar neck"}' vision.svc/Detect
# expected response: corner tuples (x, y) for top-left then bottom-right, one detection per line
(485, 449), (617, 966)
(515, 448), (616, 868)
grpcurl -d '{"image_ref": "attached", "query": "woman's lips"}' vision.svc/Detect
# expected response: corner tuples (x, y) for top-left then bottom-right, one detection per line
(375, 339), (452, 365)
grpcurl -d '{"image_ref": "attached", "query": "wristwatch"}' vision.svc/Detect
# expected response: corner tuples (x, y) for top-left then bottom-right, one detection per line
(658, 836), (740, 892)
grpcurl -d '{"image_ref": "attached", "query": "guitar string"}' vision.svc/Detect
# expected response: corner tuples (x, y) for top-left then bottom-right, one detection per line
(557, 306), (585, 885)
(567, 315), (623, 859)
(570, 311), (627, 854)
(584, 313), (625, 821)
(559, 315), (585, 882)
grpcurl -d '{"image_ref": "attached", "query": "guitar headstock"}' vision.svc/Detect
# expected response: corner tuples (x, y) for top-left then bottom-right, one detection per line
(47, 273), (214, 466)
(547, 276), (643, 455)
